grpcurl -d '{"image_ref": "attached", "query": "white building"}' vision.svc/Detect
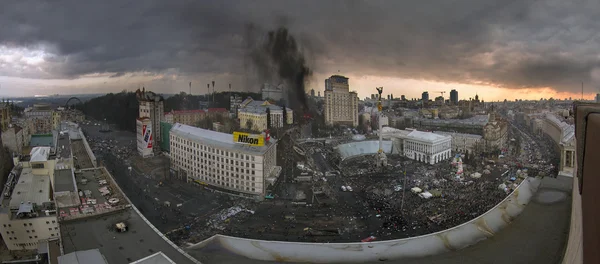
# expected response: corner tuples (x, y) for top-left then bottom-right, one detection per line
(136, 118), (154, 158)
(433, 131), (483, 154)
(237, 98), (293, 132)
(169, 124), (278, 197)
(0, 148), (59, 251)
(324, 75), (359, 127)
(403, 130), (452, 164)
(379, 127), (452, 165)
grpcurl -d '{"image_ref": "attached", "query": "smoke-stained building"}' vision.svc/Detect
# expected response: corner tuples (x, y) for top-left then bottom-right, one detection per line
(324, 75), (358, 127)
(136, 88), (164, 155)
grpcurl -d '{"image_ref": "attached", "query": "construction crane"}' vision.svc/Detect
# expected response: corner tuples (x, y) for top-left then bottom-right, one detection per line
(435, 91), (446, 98)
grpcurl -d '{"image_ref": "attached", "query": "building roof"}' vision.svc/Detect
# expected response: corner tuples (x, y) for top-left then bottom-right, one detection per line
(130, 252), (176, 264)
(54, 169), (76, 193)
(30, 134), (55, 148)
(8, 168), (51, 209)
(166, 109), (206, 115)
(58, 249), (108, 264)
(433, 131), (483, 139)
(207, 108), (227, 113)
(30, 146), (51, 162)
(60, 208), (196, 264)
(238, 98), (291, 114)
(170, 123), (276, 155)
(406, 130), (451, 143)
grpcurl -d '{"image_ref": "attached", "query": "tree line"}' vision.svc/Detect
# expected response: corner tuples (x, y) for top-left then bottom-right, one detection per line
(77, 90), (260, 132)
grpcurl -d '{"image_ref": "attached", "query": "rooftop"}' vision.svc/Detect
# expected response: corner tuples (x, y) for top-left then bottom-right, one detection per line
(207, 108), (227, 113)
(30, 134), (55, 148)
(57, 249), (108, 264)
(30, 146), (51, 162)
(60, 208), (196, 264)
(433, 131), (483, 139)
(238, 98), (291, 114)
(406, 130), (451, 143)
(170, 123), (276, 155)
(8, 167), (51, 209)
(54, 169), (76, 193)
(166, 109), (206, 115)
(57, 131), (72, 159)
(130, 252), (177, 264)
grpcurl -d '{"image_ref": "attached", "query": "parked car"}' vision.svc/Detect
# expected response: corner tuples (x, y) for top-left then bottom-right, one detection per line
(361, 236), (376, 242)
(341, 186), (347, 192)
(346, 186), (353, 192)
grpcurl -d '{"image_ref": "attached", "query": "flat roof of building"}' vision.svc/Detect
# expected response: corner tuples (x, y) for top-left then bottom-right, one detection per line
(9, 168), (51, 209)
(130, 252), (176, 264)
(30, 146), (51, 162)
(170, 123), (276, 155)
(57, 133), (72, 159)
(57, 249), (107, 264)
(406, 130), (450, 143)
(433, 131), (483, 139)
(30, 134), (55, 148)
(60, 208), (196, 264)
(54, 169), (76, 193)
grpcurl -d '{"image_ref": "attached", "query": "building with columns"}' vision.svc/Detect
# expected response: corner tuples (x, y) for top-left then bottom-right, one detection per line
(542, 114), (575, 177)
(403, 130), (452, 165)
(379, 127), (452, 165)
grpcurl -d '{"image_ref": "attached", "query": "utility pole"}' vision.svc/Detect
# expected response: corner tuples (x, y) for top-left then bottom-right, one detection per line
(581, 82), (584, 100)
(207, 84), (210, 107)
(189, 82), (192, 95)
(401, 171), (407, 212)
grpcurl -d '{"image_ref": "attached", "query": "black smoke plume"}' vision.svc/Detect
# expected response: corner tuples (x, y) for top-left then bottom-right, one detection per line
(246, 24), (311, 112)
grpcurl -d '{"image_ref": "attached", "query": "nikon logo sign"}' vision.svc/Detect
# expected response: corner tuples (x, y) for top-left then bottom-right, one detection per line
(233, 132), (265, 146)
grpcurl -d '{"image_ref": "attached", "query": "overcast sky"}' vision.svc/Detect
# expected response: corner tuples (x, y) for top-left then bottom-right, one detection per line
(1, 0), (599, 100)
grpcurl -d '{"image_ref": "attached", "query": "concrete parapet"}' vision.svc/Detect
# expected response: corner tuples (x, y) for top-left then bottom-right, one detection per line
(188, 177), (542, 263)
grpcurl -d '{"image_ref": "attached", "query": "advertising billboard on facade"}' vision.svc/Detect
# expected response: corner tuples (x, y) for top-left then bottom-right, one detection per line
(232, 131), (265, 146)
(143, 124), (153, 149)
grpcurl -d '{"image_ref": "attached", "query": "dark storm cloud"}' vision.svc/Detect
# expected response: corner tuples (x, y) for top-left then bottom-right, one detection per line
(1, 0), (600, 93)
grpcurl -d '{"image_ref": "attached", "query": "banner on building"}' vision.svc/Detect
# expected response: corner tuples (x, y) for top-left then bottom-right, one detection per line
(232, 131), (265, 146)
(143, 124), (153, 149)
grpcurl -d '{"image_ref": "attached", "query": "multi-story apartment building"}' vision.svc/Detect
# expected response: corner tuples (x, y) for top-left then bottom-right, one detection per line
(136, 117), (154, 158)
(24, 104), (53, 134)
(450, 89), (459, 105)
(169, 124), (278, 197)
(324, 75), (358, 127)
(0, 147), (59, 250)
(237, 98), (293, 132)
(136, 88), (164, 154)
(164, 110), (206, 126)
(1, 124), (26, 155)
(52, 111), (61, 130)
(0, 103), (11, 131)
(230, 95), (244, 115)
(433, 131), (483, 154)
(482, 110), (508, 152)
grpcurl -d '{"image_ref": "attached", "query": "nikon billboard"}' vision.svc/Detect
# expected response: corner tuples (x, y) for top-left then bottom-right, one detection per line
(233, 131), (265, 146)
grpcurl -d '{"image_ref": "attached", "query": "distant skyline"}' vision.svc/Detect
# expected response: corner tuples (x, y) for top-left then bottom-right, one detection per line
(1, 1), (600, 100)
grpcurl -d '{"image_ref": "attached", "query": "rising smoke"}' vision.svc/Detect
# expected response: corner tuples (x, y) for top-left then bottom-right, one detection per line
(246, 24), (311, 112)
